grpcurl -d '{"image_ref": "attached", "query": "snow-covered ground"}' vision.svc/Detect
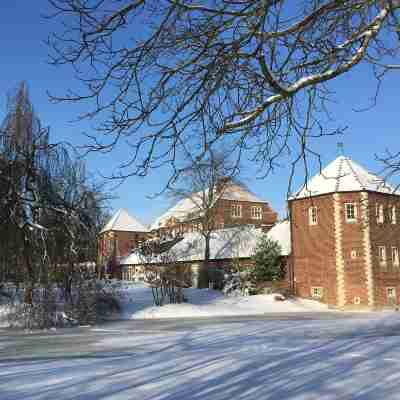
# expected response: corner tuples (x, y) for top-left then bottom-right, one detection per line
(115, 281), (330, 319)
(1, 314), (400, 399)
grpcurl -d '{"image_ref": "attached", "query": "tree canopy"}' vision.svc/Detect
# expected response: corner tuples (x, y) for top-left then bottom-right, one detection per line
(48, 0), (400, 190)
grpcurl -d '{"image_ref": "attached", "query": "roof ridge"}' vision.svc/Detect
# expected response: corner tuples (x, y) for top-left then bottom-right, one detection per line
(344, 157), (364, 191)
(335, 156), (344, 193)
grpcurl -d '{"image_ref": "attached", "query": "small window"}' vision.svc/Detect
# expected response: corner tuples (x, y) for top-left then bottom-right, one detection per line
(387, 287), (396, 299)
(376, 203), (384, 224)
(351, 250), (357, 259)
(311, 287), (323, 298)
(308, 207), (318, 226)
(345, 203), (357, 222)
(378, 246), (387, 266)
(251, 206), (263, 220)
(392, 247), (399, 267)
(231, 204), (242, 218)
(392, 206), (397, 225)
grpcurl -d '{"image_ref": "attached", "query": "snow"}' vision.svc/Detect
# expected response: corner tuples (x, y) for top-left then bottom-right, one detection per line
(115, 282), (328, 320)
(151, 184), (267, 230)
(292, 156), (396, 199)
(120, 222), (291, 266)
(2, 313), (400, 399)
(100, 209), (149, 233)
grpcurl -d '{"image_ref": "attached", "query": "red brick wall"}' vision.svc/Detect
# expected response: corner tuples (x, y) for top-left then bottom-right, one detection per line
(289, 195), (337, 306)
(338, 192), (369, 306)
(368, 192), (400, 307)
(214, 199), (277, 228)
(98, 230), (148, 263)
(154, 198), (277, 237)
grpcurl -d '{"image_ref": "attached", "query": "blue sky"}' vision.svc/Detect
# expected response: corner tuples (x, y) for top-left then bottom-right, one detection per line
(1, 1), (399, 226)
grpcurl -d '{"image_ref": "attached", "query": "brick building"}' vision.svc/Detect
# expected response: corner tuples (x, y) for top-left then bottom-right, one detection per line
(290, 156), (400, 309)
(120, 222), (291, 287)
(150, 182), (278, 238)
(98, 209), (149, 275)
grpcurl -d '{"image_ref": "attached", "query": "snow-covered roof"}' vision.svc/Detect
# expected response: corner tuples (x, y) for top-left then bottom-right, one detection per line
(150, 183), (267, 230)
(120, 221), (291, 265)
(100, 209), (149, 234)
(291, 156), (396, 199)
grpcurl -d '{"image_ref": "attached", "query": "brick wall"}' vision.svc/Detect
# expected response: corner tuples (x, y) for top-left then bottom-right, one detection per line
(98, 230), (148, 264)
(368, 192), (400, 307)
(289, 194), (337, 306)
(154, 198), (278, 238)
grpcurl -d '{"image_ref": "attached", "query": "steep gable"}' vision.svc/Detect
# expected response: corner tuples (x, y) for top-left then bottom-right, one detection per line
(100, 209), (148, 234)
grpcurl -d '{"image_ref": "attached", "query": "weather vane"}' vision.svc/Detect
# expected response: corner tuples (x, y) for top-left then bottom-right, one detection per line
(337, 142), (344, 156)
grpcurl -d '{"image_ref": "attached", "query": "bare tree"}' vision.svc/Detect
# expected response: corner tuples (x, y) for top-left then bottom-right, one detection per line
(0, 82), (110, 327)
(47, 0), (400, 188)
(136, 238), (189, 306)
(167, 149), (241, 285)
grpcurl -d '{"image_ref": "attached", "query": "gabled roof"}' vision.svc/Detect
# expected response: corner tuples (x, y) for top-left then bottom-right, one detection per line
(150, 183), (267, 230)
(100, 209), (148, 234)
(120, 221), (291, 265)
(291, 156), (396, 199)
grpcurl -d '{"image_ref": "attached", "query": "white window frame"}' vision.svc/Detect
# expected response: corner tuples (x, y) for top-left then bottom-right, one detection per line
(231, 204), (242, 218)
(378, 246), (387, 266)
(392, 246), (399, 267)
(345, 203), (357, 223)
(376, 203), (384, 224)
(308, 206), (318, 226)
(392, 206), (397, 225)
(311, 287), (323, 298)
(251, 206), (263, 220)
(387, 287), (396, 299)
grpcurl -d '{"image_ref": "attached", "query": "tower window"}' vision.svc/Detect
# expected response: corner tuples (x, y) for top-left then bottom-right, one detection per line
(345, 203), (357, 223)
(376, 203), (384, 224)
(392, 247), (399, 267)
(308, 207), (318, 226)
(378, 246), (387, 266)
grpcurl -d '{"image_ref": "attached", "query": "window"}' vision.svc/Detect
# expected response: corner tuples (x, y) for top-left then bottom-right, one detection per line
(387, 287), (396, 299)
(376, 203), (384, 224)
(351, 250), (357, 259)
(378, 246), (387, 266)
(345, 203), (357, 222)
(231, 204), (242, 218)
(392, 206), (397, 225)
(308, 207), (318, 226)
(311, 287), (323, 298)
(251, 206), (262, 220)
(392, 247), (399, 267)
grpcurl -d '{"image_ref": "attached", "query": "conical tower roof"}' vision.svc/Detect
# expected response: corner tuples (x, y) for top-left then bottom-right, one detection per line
(100, 209), (148, 233)
(291, 156), (396, 199)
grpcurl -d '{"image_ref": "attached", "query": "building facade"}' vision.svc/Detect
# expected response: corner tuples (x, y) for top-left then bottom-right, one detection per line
(98, 209), (149, 276)
(290, 156), (400, 309)
(150, 182), (278, 238)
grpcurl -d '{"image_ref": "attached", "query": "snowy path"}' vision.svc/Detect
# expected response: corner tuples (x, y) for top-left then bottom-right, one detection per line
(1, 313), (400, 399)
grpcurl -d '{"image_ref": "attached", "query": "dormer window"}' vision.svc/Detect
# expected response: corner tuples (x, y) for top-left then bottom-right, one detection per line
(345, 203), (357, 223)
(308, 207), (318, 226)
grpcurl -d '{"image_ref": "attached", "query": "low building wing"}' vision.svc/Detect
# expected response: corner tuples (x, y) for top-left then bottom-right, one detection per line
(120, 221), (291, 266)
